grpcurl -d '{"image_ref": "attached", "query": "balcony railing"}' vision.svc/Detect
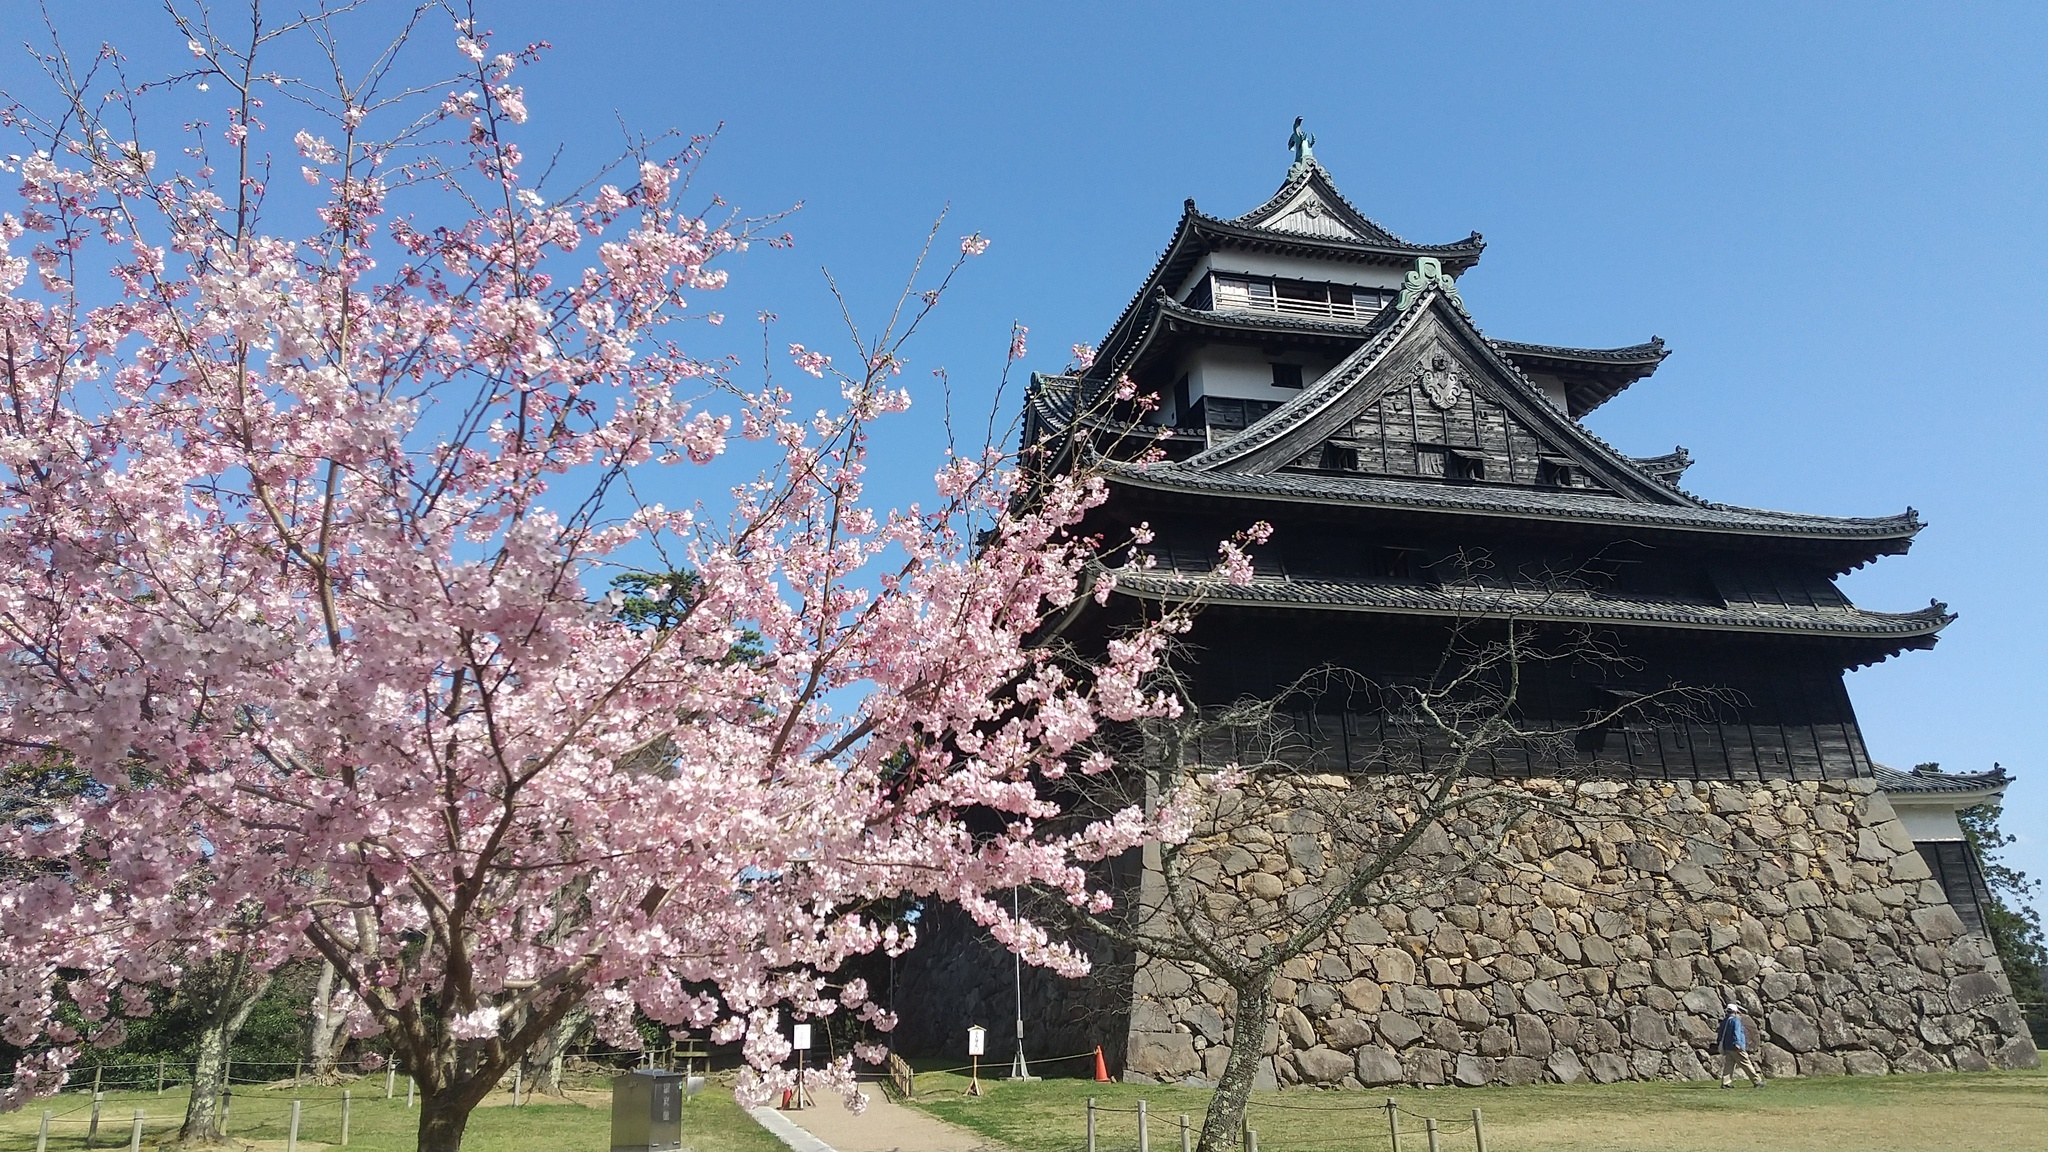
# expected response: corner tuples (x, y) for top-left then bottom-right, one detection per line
(1212, 292), (1384, 323)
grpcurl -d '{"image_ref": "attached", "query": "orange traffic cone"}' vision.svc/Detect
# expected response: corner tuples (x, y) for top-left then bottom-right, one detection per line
(1093, 1045), (1111, 1083)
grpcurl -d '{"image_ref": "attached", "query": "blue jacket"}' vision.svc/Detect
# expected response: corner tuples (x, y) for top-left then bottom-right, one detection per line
(1717, 1014), (1748, 1052)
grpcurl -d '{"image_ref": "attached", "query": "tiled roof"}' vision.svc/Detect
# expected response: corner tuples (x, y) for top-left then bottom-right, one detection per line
(1872, 762), (2010, 796)
(1024, 372), (1081, 437)
(1231, 160), (1407, 243)
(1631, 449), (1694, 486)
(1495, 338), (1670, 367)
(1104, 463), (1924, 542)
(1172, 292), (1436, 472)
(1169, 286), (1705, 508)
(1087, 165), (1482, 387)
(1106, 568), (1953, 640)
(1495, 338), (1670, 416)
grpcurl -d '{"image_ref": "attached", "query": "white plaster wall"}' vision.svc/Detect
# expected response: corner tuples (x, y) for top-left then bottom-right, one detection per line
(1525, 371), (1571, 412)
(1181, 345), (1338, 403)
(1890, 801), (1967, 842)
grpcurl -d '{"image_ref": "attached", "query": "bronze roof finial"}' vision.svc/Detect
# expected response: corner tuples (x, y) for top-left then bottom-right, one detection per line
(1287, 116), (1316, 174)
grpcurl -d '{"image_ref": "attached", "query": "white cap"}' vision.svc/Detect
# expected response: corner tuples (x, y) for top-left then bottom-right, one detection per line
(1726, 1003), (1740, 1013)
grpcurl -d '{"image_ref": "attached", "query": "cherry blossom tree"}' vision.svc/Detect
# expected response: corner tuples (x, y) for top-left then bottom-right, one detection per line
(0, 6), (1207, 1149)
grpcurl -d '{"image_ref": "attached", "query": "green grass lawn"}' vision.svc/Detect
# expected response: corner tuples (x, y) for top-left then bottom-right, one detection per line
(0, 1075), (787, 1152)
(904, 1066), (2048, 1152)
(12, 1066), (2042, 1152)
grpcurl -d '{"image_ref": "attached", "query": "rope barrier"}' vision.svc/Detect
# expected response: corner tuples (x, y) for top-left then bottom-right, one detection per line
(916, 1049), (1104, 1077)
(1246, 1099), (1394, 1113)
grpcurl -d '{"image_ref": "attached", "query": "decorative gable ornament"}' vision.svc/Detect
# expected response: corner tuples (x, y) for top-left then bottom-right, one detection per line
(1396, 256), (1464, 314)
(1417, 350), (1467, 410)
(1287, 116), (1316, 178)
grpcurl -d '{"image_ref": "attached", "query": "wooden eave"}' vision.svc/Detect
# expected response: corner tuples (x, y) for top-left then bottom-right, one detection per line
(1100, 466), (1921, 574)
(1102, 569), (1951, 668)
(1493, 338), (1672, 417)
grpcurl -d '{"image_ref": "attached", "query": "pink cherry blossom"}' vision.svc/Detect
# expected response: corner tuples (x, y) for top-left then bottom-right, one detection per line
(789, 342), (831, 377)
(0, 13), (1206, 1150)
(960, 233), (989, 255)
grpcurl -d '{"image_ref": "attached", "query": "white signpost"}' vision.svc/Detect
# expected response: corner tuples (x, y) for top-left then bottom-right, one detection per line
(966, 1025), (987, 1097)
(790, 1023), (814, 1110)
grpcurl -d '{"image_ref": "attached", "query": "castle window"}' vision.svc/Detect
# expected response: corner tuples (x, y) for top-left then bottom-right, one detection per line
(1204, 398), (1279, 431)
(1173, 374), (1192, 424)
(1539, 458), (1576, 487)
(1367, 547), (1419, 582)
(1321, 443), (1360, 472)
(1447, 450), (1486, 481)
(1213, 276), (1271, 309)
(1348, 288), (1388, 316)
(1271, 363), (1304, 389)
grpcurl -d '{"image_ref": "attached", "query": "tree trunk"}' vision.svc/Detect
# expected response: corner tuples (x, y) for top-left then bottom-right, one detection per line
(1197, 970), (1275, 1152)
(520, 1005), (586, 1097)
(415, 1062), (504, 1152)
(301, 960), (350, 1083)
(416, 1087), (477, 1152)
(175, 969), (271, 1145)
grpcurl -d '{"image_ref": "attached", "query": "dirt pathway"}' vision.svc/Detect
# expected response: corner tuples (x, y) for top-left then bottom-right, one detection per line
(752, 1088), (1002, 1152)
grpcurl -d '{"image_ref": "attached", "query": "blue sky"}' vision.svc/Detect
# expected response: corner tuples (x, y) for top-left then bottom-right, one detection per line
(512, 2), (2048, 912)
(7, 3), (2044, 908)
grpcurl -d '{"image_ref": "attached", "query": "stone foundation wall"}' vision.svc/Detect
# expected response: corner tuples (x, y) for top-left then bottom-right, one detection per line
(1123, 777), (2041, 1087)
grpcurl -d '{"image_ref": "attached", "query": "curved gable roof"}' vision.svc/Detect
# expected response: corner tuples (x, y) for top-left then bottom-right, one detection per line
(1089, 165), (1483, 385)
(1176, 286), (1692, 505)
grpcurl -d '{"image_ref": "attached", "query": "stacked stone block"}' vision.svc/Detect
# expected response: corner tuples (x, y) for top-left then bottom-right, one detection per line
(1123, 777), (2041, 1087)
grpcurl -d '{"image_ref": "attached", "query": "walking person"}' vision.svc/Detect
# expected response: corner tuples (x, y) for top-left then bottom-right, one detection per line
(1718, 1003), (1765, 1088)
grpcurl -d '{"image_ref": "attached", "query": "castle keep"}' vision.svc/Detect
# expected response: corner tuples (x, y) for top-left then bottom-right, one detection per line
(896, 140), (2038, 1086)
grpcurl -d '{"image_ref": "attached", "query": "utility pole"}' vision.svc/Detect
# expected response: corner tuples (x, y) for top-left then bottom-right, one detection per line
(1007, 887), (1036, 1080)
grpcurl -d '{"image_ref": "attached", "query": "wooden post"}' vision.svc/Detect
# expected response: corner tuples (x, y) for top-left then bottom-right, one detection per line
(93, 1065), (103, 1095)
(1387, 1097), (1401, 1152)
(294, 1058), (303, 1083)
(1086, 1097), (1096, 1152)
(406, 1076), (415, 1108)
(85, 1090), (103, 1148)
(342, 1090), (352, 1146)
(220, 1088), (231, 1135)
(1138, 1100), (1149, 1152)
(1425, 1118), (1440, 1152)
(385, 1067), (395, 1099)
(128, 1109), (144, 1152)
(513, 1063), (523, 1106)
(1472, 1108), (1486, 1152)
(288, 1099), (302, 1152)
(1246, 1128), (1258, 1152)
(36, 1109), (50, 1152)
(156, 1059), (164, 1095)
(1180, 1113), (1191, 1152)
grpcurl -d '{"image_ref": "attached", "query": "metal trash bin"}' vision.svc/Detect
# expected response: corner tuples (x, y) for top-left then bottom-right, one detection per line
(611, 1069), (685, 1152)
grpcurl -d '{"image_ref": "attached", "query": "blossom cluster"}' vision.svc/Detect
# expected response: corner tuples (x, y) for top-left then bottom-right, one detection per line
(0, 16), (1196, 1120)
